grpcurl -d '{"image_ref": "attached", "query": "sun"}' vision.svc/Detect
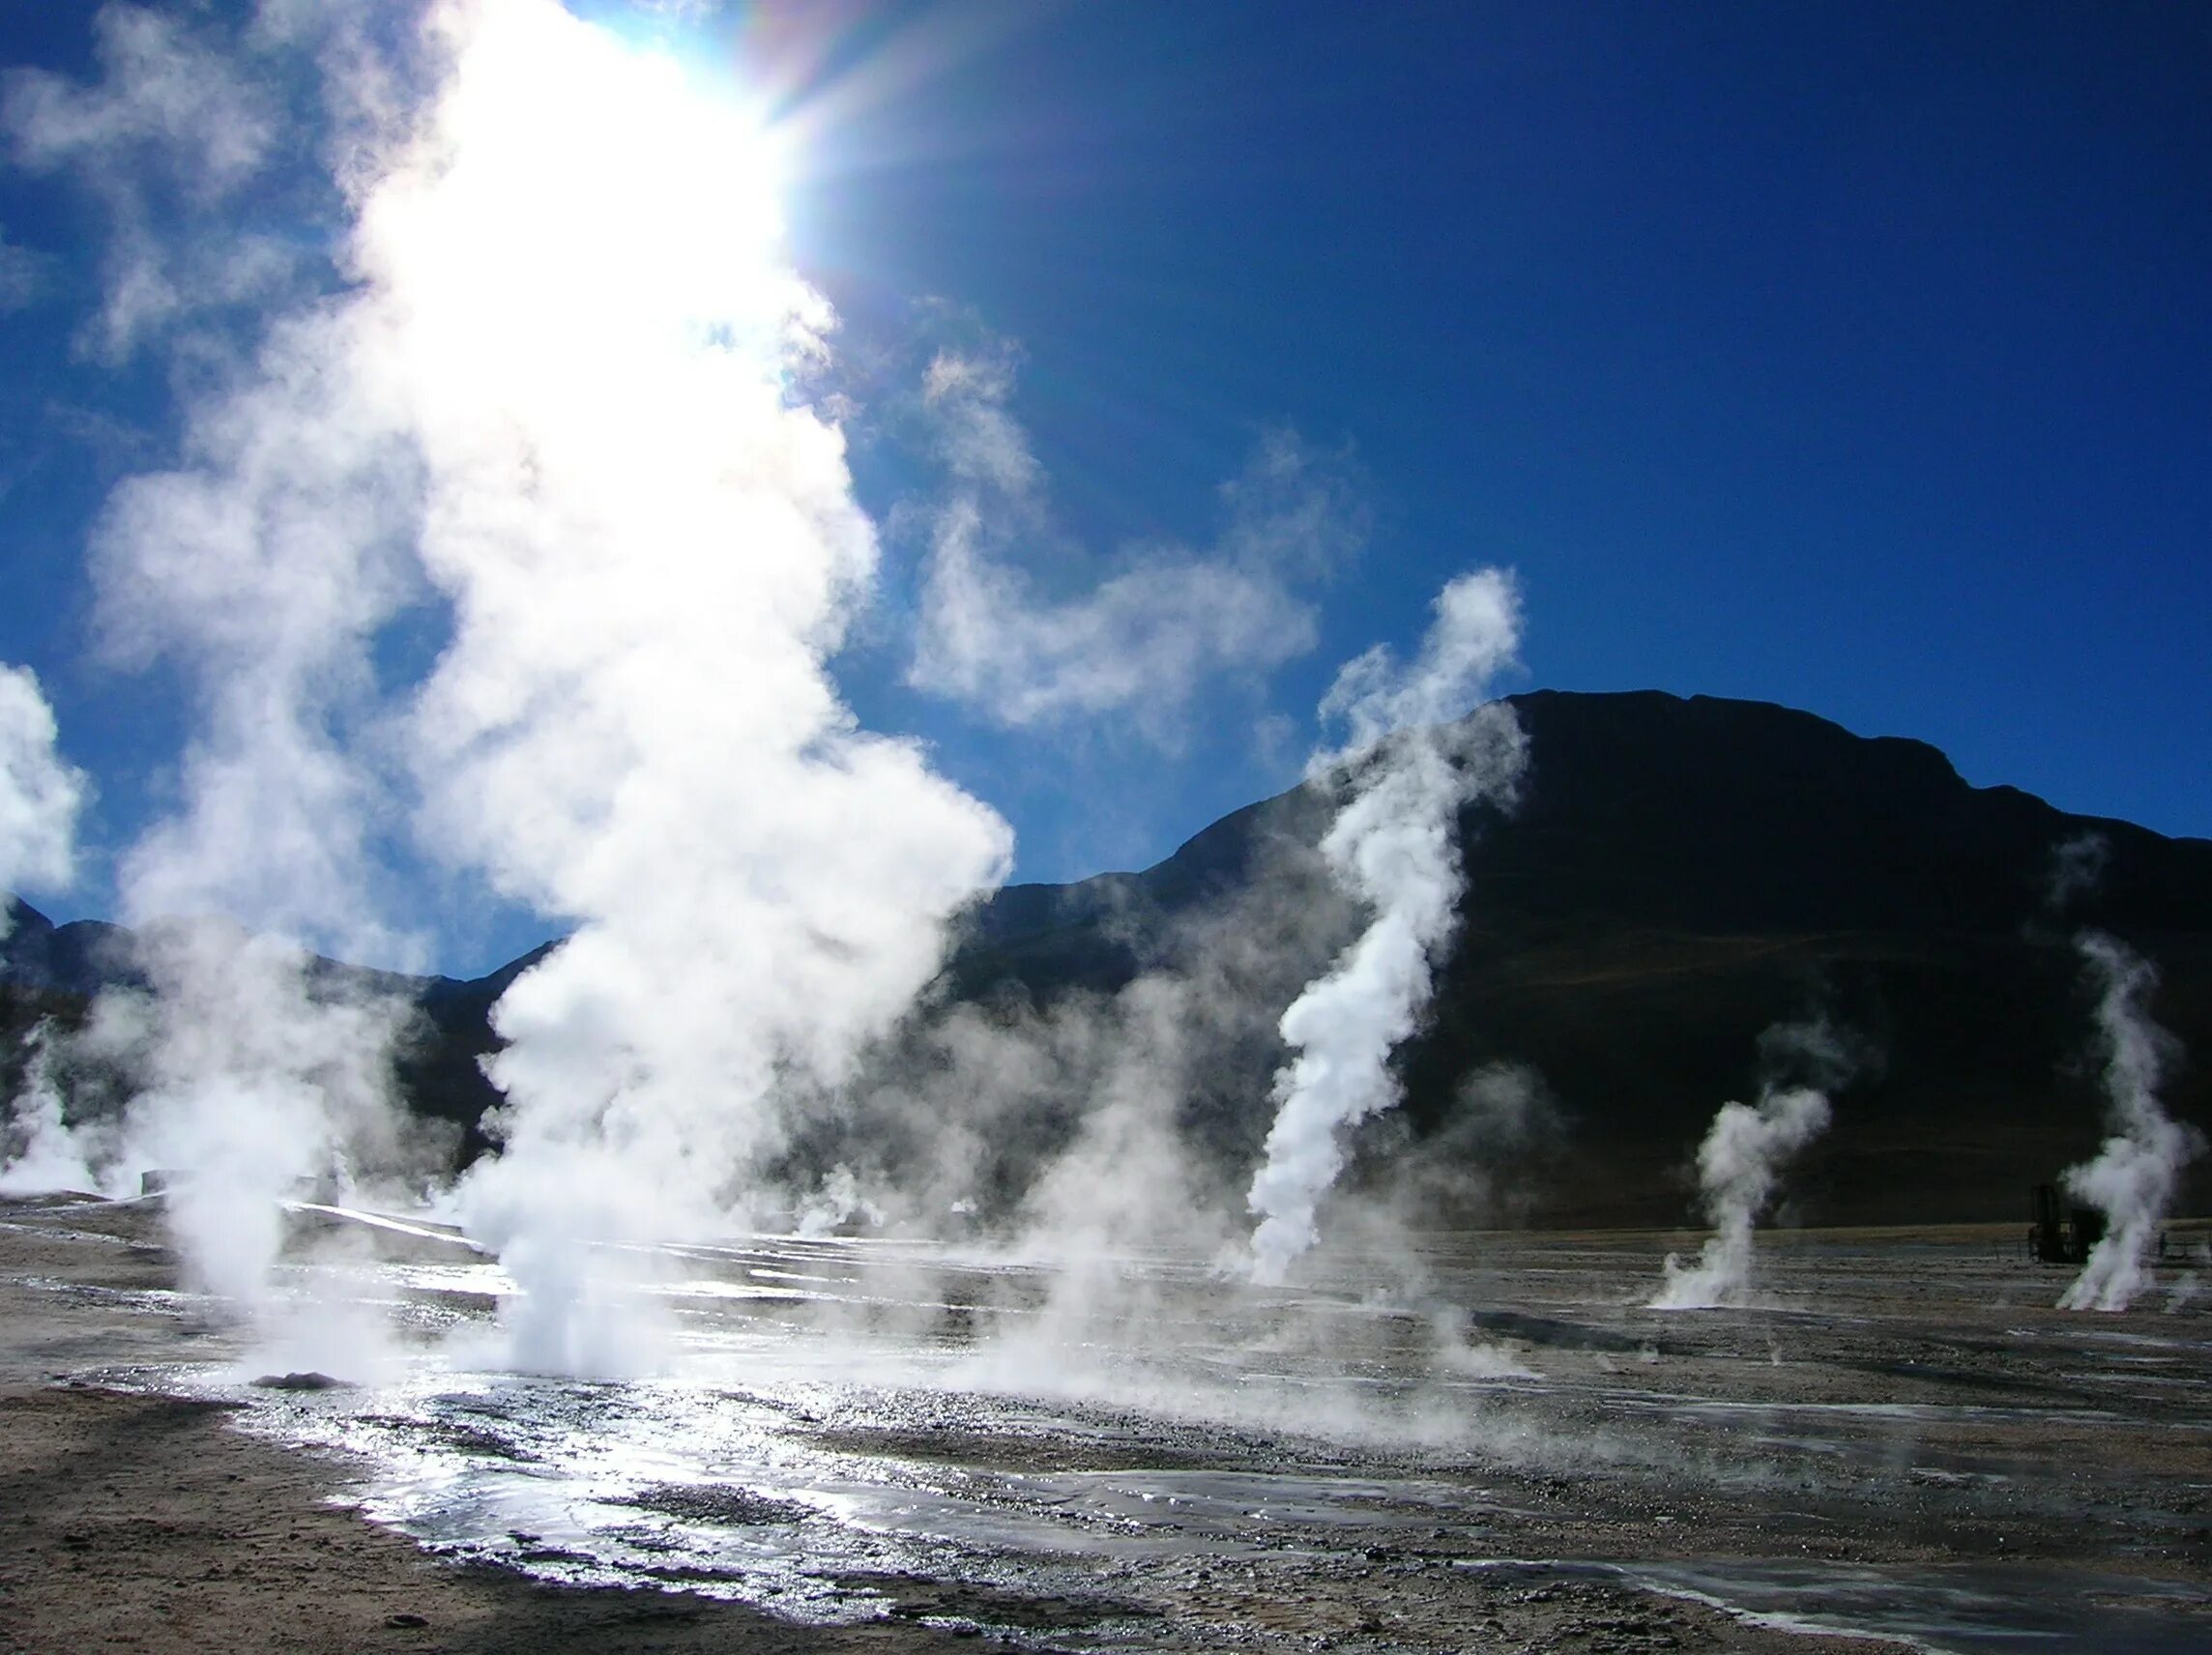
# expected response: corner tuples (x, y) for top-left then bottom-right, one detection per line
(358, 0), (809, 427)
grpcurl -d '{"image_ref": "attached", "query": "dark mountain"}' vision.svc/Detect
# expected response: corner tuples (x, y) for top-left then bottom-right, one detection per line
(917, 691), (2212, 1227)
(7, 691), (2210, 1228)
(0, 899), (144, 999)
(401, 942), (562, 1159)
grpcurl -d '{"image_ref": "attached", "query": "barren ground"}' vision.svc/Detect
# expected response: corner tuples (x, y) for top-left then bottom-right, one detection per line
(1, 1196), (2206, 1654)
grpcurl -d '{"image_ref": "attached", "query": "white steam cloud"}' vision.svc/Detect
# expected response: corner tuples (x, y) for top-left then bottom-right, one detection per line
(0, 1028), (89, 1197)
(1245, 570), (1526, 1284)
(90, 300), (422, 963)
(5, 1), (1013, 1370)
(2057, 931), (2203, 1313)
(1651, 1090), (1829, 1310)
(0, 663), (85, 929)
(0, 666), (95, 1199)
(360, 0), (1012, 1373)
(3, 4), (1559, 1397)
(0, 663), (87, 1200)
(912, 342), (1363, 740)
(0, 4), (430, 1327)
(1652, 1020), (1852, 1310)
(92, 929), (420, 1309)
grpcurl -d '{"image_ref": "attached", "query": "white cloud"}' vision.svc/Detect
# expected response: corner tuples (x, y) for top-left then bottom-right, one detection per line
(625, 0), (729, 20)
(0, 223), (48, 311)
(917, 497), (1319, 736)
(920, 341), (1039, 494)
(3, 2), (293, 360)
(1215, 424), (1367, 581)
(5, 6), (275, 187)
(909, 343), (1362, 740)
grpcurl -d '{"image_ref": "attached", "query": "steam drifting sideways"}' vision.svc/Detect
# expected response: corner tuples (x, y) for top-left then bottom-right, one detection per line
(2058, 932), (2203, 1312)
(1651, 1020), (1854, 1310)
(1246, 570), (1527, 1284)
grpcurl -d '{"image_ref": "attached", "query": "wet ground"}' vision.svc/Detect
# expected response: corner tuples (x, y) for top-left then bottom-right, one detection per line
(2, 1193), (2208, 1652)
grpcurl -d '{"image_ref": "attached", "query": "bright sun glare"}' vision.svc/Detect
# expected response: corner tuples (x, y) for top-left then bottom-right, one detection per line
(406, 0), (792, 351)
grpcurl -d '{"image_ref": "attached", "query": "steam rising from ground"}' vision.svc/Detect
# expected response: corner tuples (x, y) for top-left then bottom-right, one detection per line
(771, 814), (1361, 1291)
(68, 208), (425, 1325)
(1245, 571), (1526, 1284)
(361, 0), (1013, 1375)
(0, 1), (1018, 1372)
(0, 1028), (84, 1198)
(11, 6), (1563, 1404)
(88, 932), (422, 1312)
(1652, 1020), (1853, 1310)
(0, 668), (93, 1196)
(2042, 835), (2203, 1314)
(2058, 932), (2203, 1312)
(0, 3), (432, 1335)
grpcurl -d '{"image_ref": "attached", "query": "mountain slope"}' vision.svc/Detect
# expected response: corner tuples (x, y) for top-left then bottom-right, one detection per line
(7, 691), (2209, 1227)
(934, 691), (2212, 1226)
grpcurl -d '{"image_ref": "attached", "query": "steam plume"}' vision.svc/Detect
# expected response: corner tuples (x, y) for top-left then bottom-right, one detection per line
(0, 1028), (90, 1196)
(0, 663), (84, 932)
(2057, 932), (2202, 1312)
(1244, 570), (1525, 1284)
(1652, 1020), (1851, 1309)
(9, 3), (1015, 1367)
(2, 1), (429, 1321)
(351, 1), (1011, 1373)
(0, 666), (91, 1194)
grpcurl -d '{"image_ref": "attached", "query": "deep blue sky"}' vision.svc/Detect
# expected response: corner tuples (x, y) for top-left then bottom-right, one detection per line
(2, 1), (2207, 973)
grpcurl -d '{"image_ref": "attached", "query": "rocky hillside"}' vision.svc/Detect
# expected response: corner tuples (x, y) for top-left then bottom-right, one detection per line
(927, 691), (2212, 1226)
(8, 690), (2210, 1228)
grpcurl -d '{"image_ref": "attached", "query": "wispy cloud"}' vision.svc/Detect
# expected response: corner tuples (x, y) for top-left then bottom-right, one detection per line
(624, 0), (730, 21)
(909, 339), (1363, 743)
(2, 2), (295, 361)
(0, 223), (49, 311)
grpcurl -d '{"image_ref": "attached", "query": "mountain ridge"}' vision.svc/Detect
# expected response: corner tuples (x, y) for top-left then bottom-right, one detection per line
(7, 689), (2209, 1227)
